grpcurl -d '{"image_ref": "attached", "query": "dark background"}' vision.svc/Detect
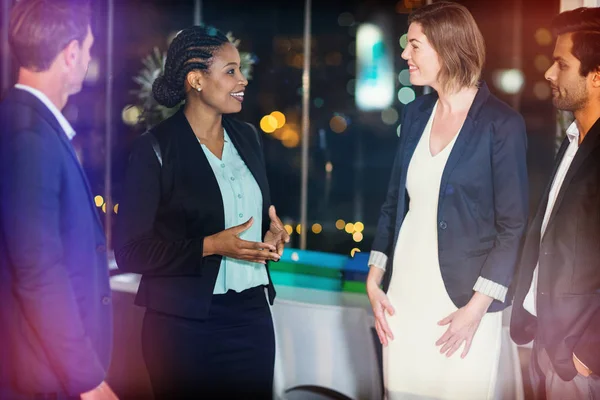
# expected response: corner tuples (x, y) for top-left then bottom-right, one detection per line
(0, 0), (561, 256)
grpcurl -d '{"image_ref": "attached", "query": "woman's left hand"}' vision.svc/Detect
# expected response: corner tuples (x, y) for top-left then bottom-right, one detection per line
(435, 292), (493, 359)
(263, 205), (290, 256)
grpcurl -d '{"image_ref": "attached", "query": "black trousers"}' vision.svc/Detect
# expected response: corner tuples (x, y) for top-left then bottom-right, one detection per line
(141, 286), (275, 400)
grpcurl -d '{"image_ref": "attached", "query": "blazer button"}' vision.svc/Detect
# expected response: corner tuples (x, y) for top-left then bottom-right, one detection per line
(96, 245), (106, 253)
(439, 221), (447, 230)
(102, 296), (111, 305)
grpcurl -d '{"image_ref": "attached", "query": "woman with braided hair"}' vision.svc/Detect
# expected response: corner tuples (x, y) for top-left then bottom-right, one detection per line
(114, 25), (289, 399)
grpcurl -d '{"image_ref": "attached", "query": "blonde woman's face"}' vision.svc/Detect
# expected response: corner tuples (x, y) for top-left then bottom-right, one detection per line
(401, 23), (441, 88)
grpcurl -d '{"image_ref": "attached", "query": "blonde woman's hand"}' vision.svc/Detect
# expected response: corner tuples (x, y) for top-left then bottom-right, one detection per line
(366, 271), (395, 346)
(435, 292), (493, 358)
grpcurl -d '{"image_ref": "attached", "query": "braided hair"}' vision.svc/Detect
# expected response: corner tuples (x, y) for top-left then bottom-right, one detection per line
(153, 25), (230, 108)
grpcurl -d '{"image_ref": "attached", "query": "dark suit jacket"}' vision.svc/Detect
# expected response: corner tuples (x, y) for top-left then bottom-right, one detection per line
(114, 108), (276, 320)
(0, 89), (113, 396)
(511, 117), (600, 381)
(371, 82), (529, 312)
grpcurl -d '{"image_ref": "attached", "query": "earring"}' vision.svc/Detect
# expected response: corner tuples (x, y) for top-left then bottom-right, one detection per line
(196, 87), (202, 92)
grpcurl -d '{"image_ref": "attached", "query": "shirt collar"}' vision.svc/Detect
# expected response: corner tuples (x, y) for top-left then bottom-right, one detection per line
(566, 121), (580, 144)
(14, 84), (76, 140)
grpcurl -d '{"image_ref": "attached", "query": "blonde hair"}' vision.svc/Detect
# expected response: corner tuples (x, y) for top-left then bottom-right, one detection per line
(408, 1), (485, 93)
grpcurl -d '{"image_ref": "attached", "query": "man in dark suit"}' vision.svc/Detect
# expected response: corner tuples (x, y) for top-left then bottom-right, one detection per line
(510, 7), (600, 399)
(0, 1), (116, 399)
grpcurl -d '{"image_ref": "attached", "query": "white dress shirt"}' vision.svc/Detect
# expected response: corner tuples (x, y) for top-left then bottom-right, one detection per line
(523, 122), (580, 316)
(14, 84), (76, 140)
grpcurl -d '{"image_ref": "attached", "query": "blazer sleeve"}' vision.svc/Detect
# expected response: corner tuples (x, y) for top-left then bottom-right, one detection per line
(478, 113), (529, 288)
(370, 107), (409, 262)
(0, 130), (105, 395)
(114, 134), (207, 276)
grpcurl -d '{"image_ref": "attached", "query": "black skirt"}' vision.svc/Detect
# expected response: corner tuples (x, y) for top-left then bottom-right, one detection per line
(141, 286), (275, 399)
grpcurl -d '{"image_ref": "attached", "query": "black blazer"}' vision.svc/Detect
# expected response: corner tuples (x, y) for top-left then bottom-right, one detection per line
(511, 117), (600, 381)
(114, 108), (275, 320)
(371, 82), (529, 313)
(0, 89), (112, 396)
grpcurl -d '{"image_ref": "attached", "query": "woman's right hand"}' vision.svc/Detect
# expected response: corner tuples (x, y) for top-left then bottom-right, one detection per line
(204, 217), (280, 264)
(367, 267), (395, 346)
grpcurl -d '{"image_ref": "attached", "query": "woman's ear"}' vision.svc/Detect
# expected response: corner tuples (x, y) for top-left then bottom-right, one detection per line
(186, 70), (204, 92)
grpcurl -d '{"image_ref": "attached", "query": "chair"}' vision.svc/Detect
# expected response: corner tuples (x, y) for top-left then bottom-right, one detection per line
(272, 299), (382, 400)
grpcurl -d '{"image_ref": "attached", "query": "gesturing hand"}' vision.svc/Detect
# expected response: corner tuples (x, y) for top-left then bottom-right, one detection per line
(209, 217), (280, 264)
(263, 205), (290, 256)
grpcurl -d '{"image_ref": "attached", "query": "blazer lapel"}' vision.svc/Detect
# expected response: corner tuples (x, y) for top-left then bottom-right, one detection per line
(173, 110), (225, 223)
(401, 95), (437, 182)
(437, 117), (476, 215)
(530, 137), (569, 231)
(437, 82), (491, 216)
(544, 118), (600, 234)
(10, 89), (104, 230)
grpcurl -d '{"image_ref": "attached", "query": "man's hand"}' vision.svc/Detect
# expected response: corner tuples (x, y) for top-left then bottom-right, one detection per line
(573, 353), (593, 377)
(80, 381), (118, 400)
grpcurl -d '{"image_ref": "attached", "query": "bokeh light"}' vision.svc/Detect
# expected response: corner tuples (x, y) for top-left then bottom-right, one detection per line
(346, 79), (356, 95)
(312, 223), (323, 234)
(330, 115), (348, 133)
(398, 87), (416, 104)
(534, 81), (551, 100)
(281, 126), (300, 148)
(534, 55), (551, 73)
(398, 69), (411, 86)
(270, 111), (286, 129)
(338, 12), (355, 27)
(399, 34), (408, 49)
(122, 105), (141, 126)
(535, 28), (552, 46)
(284, 224), (293, 235)
(94, 195), (104, 207)
(354, 222), (365, 233)
(493, 69), (524, 94)
(260, 115), (278, 133)
(345, 222), (355, 234)
(381, 108), (399, 125)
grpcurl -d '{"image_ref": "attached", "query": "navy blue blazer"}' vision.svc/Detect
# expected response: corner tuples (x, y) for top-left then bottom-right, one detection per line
(114, 108), (275, 320)
(371, 82), (529, 312)
(0, 89), (112, 397)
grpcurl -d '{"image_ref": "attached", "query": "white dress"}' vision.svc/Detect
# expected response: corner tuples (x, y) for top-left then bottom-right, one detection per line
(384, 103), (502, 400)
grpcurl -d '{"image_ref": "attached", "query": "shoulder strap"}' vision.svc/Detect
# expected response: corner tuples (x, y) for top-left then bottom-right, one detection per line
(143, 130), (162, 167)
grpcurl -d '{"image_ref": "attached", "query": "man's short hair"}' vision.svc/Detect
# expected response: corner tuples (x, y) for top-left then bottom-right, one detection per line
(9, 0), (91, 72)
(551, 7), (600, 77)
